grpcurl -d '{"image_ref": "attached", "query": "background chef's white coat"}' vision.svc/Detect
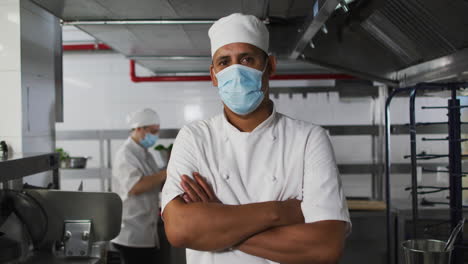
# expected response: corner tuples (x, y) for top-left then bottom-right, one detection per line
(112, 137), (161, 248)
(161, 105), (350, 264)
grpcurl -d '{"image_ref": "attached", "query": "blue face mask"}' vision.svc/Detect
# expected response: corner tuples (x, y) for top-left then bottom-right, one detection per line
(140, 133), (158, 148)
(216, 63), (267, 115)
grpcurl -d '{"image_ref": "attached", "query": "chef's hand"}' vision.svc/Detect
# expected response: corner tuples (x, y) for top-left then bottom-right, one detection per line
(180, 172), (221, 204)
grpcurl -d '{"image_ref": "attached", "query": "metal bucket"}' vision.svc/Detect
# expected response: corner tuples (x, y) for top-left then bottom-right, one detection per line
(402, 239), (451, 264)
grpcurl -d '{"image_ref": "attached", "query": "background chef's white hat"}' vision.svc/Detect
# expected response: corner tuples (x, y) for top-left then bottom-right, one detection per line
(126, 108), (160, 129)
(208, 13), (269, 57)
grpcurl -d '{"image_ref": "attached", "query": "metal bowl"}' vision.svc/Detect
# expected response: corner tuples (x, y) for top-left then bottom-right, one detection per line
(60, 157), (90, 169)
(69, 157), (88, 169)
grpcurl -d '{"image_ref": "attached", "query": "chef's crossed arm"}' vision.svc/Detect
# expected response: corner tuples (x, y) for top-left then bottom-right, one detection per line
(162, 128), (348, 264)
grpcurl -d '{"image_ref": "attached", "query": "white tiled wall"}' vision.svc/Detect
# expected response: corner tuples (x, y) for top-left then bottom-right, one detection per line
(0, 72), (22, 136)
(0, 0), (60, 187)
(0, 0), (21, 72)
(0, 0), (22, 152)
(57, 52), (458, 199)
(57, 53), (383, 130)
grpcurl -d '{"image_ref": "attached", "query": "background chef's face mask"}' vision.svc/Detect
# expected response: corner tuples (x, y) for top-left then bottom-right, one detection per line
(140, 132), (158, 148)
(215, 61), (268, 115)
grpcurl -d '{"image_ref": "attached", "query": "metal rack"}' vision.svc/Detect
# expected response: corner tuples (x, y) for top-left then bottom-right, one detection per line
(55, 123), (459, 195)
(385, 82), (468, 264)
(0, 152), (60, 188)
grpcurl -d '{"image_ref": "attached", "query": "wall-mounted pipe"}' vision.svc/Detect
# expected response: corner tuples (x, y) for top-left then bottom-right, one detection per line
(63, 44), (112, 51)
(129, 60), (355, 82)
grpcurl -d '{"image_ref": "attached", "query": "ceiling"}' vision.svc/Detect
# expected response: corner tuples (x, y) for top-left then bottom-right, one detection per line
(38, 0), (334, 75)
(31, 0), (270, 20)
(32, 0), (468, 86)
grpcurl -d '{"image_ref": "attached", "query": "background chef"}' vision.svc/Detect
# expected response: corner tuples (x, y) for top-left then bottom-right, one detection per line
(112, 108), (167, 264)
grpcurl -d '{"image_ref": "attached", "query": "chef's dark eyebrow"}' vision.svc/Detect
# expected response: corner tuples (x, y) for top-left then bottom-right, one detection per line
(239, 52), (260, 58)
(213, 55), (230, 64)
(240, 52), (267, 60)
(212, 52), (261, 65)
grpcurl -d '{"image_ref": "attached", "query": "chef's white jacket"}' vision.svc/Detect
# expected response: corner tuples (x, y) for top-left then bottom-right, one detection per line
(112, 137), (161, 248)
(161, 105), (350, 264)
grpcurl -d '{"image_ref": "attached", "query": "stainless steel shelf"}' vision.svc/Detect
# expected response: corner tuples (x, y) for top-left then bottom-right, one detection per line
(56, 126), (381, 139)
(56, 129), (179, 140)
(391, 124), (468, 134)
(324, 125), (379, 136)
(57, 124), (461, 139)
(59, 168), (111, 179)
(0, 153), (59, 182)
(338, 163), (457, 175)
(270, 83), (379, 98)
(59, 168), (112, 192)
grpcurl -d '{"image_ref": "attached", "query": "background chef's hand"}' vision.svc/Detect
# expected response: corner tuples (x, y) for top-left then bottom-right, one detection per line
(160, 169), (167, 182)
(180, 172), (221, 203)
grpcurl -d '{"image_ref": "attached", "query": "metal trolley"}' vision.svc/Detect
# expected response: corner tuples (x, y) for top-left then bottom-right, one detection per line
(385, 82), (468, 264)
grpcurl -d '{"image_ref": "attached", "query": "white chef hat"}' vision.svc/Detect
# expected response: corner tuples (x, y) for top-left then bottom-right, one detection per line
(208, 13), (269, 57)
(126, 108), (160, 129)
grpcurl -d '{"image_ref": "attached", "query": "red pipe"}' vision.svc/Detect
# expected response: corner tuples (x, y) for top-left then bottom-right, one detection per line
(63, 44), (112, 51)
(63, 44), (355, 81)
(62, 45), (355, 81)
(130, 60), (355, 82)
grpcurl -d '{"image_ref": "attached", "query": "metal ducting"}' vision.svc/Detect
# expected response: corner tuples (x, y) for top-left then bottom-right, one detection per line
(299, 0), (468, 85)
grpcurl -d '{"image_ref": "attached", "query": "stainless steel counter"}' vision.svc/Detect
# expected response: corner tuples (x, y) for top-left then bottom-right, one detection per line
(0, 152), (59, 185)
(22, 252), (101, 264)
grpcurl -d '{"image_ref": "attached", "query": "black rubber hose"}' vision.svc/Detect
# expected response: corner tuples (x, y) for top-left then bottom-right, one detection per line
(0, 190), (48, 248)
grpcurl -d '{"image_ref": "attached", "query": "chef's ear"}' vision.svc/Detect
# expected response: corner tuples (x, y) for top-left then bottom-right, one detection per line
(210, 64), (218, 87)
(267, 55), (277, 77)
